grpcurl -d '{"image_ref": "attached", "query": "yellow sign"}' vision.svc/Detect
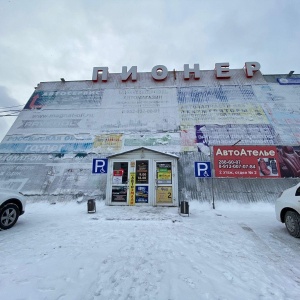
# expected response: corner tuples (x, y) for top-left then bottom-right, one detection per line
(93, 134), (123, 152)
(129, 172), (135, 206)
(158, 172), (171, 181)
(156, 186), (172, 203)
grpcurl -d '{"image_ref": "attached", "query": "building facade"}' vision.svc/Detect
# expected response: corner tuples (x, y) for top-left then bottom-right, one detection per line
(0, 64), (299, 205)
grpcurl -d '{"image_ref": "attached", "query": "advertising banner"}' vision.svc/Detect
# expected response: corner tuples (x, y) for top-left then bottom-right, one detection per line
(101, 88), (179, 132)
(111, 186), (127, 202)
(214, 146), (280, 178)
(180, 128), (197, 152)
(177, 86), (260, 129)
(123, 133), (180, 152)
(0, 142), (93, 154)
(135, 160), (148, 184)
(178, 102), (269, 126)
(93, 134), (123, 153)
(195, 124), (277, 146)
(277, 78), (300, 85)
(24, 90), (103, 110)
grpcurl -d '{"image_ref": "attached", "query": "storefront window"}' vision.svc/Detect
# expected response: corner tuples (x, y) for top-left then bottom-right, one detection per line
(113, 162), (128, 184)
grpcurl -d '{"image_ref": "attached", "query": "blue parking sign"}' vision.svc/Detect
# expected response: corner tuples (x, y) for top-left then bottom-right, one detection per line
(92, 159), (108, 174)
(194, 162), (211, 178)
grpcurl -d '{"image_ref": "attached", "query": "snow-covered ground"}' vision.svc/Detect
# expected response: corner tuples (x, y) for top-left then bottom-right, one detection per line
(1, 201), (300, 300)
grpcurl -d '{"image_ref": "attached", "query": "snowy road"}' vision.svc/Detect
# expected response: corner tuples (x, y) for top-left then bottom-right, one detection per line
(1, 201), (300, 300)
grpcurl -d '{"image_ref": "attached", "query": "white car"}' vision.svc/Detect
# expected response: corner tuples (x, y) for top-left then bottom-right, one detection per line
(275, 182), (300, 238)
(0, 189), (26, 230)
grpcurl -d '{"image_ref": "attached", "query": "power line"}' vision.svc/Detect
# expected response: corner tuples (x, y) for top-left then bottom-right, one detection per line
(0, 109), (22, 117)
(0, 104), (24, 110)
(0, 113), (20, 117)
(0, 109), (22, 113)
(0, 104), (24, 118)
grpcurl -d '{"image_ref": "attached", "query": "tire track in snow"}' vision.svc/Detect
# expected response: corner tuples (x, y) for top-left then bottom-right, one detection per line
(239, 223), (300, 285)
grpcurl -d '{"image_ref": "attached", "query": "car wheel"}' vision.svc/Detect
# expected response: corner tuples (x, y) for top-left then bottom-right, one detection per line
(0, 203), (20, 230)
(284, 211), (300, 238)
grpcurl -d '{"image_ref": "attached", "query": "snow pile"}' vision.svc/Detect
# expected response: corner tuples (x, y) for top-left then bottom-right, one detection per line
(1, 201), (300, 300)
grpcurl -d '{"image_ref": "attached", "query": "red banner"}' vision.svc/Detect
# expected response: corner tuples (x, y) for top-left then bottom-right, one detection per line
(213, 146), (281, 178)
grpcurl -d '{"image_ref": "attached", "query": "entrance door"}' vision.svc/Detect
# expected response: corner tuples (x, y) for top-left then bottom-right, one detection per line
(111, 161), (129, 205)
(155, 161), (175, 206)
(107, 156), (178, 206)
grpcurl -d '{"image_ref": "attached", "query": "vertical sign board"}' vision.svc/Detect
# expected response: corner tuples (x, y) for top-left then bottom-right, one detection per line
(213, 146), (281, 178)
(129, 172), (135, 206)
(92, 159), (108, 173)
(194, 162), (212, 177)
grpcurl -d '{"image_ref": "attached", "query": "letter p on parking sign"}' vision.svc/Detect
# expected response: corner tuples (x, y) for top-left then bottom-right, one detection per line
(194, 162), (211, 178)
(92, 158), (108, 174)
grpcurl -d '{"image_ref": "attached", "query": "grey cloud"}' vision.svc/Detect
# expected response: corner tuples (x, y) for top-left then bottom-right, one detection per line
(0, 0), (299, 140)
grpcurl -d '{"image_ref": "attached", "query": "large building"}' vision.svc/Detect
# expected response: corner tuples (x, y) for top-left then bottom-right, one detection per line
(0, 63), (299, 205)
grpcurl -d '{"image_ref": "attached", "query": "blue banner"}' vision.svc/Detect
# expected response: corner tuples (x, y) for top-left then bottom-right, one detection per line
(277, 78), (300, 85)
(135, 186), (148, 203)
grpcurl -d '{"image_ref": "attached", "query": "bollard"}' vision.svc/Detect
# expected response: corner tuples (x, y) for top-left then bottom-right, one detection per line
(87, 199), (96, 213)
(180, 201), (189, 216)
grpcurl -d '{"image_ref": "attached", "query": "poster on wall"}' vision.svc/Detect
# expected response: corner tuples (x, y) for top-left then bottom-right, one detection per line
(195, 124), (277, 147)
(213, 146), (281, 178)
(156, 187), (172, 203)
(112, 169), (124, 184)
(178, 102), (269, 126)
(112, 186), (127, 202)
(136, 160), (148, 184)
(93, 134), (123, 153)
(123, 133), (181, 152)
(180, 128), (197, 152)
(156, 162), (172, 184)
(101, 88), (179, 133)
(24, 90), (103, 110)
(135, 186), (148, 203)
(112, 176), (122, 184)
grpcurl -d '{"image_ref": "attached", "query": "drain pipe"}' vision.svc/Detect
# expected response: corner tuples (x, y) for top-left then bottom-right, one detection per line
(212, 176), (215, 209)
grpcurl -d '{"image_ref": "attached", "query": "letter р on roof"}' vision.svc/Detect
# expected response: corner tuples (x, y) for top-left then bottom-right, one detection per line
(244, 62), (260, 78)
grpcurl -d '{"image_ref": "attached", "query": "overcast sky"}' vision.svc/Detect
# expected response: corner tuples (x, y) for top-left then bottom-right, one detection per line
(0, 0), (299, 141)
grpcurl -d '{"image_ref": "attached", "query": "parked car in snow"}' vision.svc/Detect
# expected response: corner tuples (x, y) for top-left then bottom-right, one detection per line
(275, 183), (300, 238)
(0, 189), (26, 230)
